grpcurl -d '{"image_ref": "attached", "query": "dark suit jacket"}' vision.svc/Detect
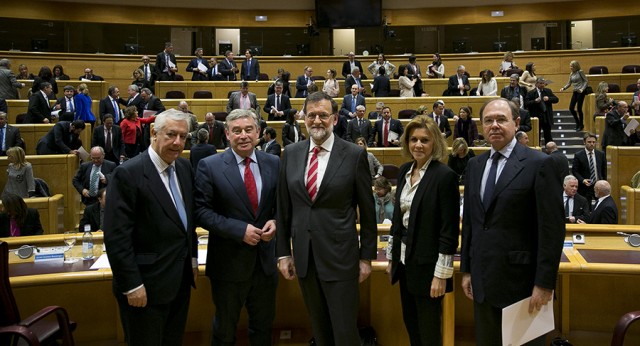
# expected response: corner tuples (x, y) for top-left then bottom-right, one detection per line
(390, 160), (460, 294)
(141, 96), (165, 113)
(190, 143), (217, 170)
(0, 125), (24, 154)
(525, 88), (559, 121)
(241, 58), (260, 81)
(26, 91), (51, 123)
(99, 96), (126, 122)
(78, 75), (104, 81)
(587, 195), (618, 224)
(226, 92), (259, 115)
(0, 98), (6, 114)
(195, 149), (279, 281)
(427, 113), (452, 138)
(35, 121), (82, 154)
(344, 75), (366, 95)
(341, 60), (366, 79)
(92, 125), (125, 160)
(571, 149), (606, 199)
(126, 93), (143, 116)
(518, 108), (532, 132)
(155, 51), (178, 80)
(500, 86), (524, 101)
(72, 160), (116, 205)
(263, 140), (281, 157)
(461, 142), (565, 308)
(339, 94), (366, 117)
(0, 208), (43, 237)
(569, 193), (590, 223)
(333, 115), (348, 140)
(219, 58), (238, 81)
(294, 75), (312, 98)
(346, 117), (373, 144)
(53, 96), (76, 121)
(196, 122), (228, 149)
(79, 202), (101, 232)
(263, 93), (292, 121)
(185, 58), (210, 81)
(372, 75), (391, 97)
(208, 63), (224, 81)
(548, 150), (570, 184)
(373, 118), (404, 147)
(276, 137), (377, 280)
(138, 63), (157, 86)
(602, 109), (628, 149)
(447, 74), (471, 96)
(282, 122), (305, 146)
(104, 152), (197, 305)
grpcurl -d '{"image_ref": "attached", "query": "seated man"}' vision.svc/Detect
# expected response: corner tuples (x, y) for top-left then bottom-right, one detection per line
(261, 126), (281, 157)
(35, 120), (85, 155)
(0, 112), (24, 156)
(72, 146), (116, 206)
(79, 68), (104, 81)
(500, 74), (524, 104)
(368, 101), (385, 120)
(577, 180), (618, 224)
(563, 175), (589, 224)
(79, 188), (106, 232)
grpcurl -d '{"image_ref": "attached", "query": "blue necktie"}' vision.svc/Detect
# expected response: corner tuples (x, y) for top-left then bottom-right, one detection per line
(352, 96), (356, 112)
(0, 127), (5, 152)
(112, 99), (119, 123)
(167, 166), (188, 231)
(68, 98), (74, 113)
(483, 152), (502, 210)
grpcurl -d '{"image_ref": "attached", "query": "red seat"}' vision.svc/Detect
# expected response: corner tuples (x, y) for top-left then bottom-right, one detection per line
(0, 241), (76, 345)
(611, 310), (640, 346)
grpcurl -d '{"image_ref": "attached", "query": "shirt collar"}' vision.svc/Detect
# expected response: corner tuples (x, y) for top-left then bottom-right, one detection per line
(231, 148), (257, 165)
(490, 137), (517, 160)
(148, 145), (174, 173)
(310, 132), (335, 153)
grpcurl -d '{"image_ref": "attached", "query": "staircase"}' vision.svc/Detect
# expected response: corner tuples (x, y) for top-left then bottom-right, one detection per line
(549, 110), (584, 165)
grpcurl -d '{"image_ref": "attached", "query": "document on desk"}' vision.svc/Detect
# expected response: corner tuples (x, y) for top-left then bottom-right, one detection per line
(90, 254), (111, 269)
(501, 296), (554, 346)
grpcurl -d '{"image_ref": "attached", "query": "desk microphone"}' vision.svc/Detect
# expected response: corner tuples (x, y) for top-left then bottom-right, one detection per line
(9, 245), (38, 259)
(617, 232), (640, 247)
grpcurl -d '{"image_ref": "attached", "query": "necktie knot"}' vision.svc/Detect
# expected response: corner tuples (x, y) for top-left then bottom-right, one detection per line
(244, 156), (252, 166)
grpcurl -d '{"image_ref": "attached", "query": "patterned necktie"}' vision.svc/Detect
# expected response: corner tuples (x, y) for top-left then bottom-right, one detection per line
(383, 121), (389, 147)
(306, 146), (321, 201)
(244, 157), (258, 214)
(588, 151), (597, 182)
(89, 166), (100, 197)
(112, 99), (119, 123)
(167, 165), (188, 231)
(105, 129), (112, 152)
(68, 98), (74, 113)
(483, 152), (502, 209)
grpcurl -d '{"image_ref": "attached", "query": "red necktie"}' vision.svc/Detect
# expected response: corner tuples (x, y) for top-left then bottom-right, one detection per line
(383, 121), (389, 147)
(208, 125), (213, 143)
(306, 147), (320, 201)
(244, 157), (258, 214)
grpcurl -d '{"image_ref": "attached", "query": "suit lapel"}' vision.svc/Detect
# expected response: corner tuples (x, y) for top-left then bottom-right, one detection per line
(317, 138), (347, 201)
(256, 152), (274, 216)
(487, 145), (526, 209)
(407, 161), (433, 231)
(222, 150), (255, 217)
(142, 153), (185, 232)
(294, 141), (312, 203)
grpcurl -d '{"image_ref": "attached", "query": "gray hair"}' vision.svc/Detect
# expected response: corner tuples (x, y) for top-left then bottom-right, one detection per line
(510, 74), (520, 81)
(563, 175), (578, 186)
(91, 146), (105, 155)
(351, 67), (360, 74)
(141, 88), (152, 95)
(0, 59), (10, 68)
(224, 109), (259, 129)
(196, 128), (209, 143)
(128, 84), (139, 93)
(356, 105), (366, 111)
(154, 108), (191, 133)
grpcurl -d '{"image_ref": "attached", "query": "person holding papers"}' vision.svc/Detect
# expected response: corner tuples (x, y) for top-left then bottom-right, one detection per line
(186, 48), (210, 81)
(460, 98), (565, 346)
(372, 106), (403, 147)
(155, 42), (178, 81)
(120, 106), (156, 158)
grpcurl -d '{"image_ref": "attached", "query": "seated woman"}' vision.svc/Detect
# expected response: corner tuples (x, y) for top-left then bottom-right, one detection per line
(282, 109), (305, 146)
(453, 106), (478, 145)
(3, 147), (35, 198)
(0, 192), (44, 237)
(53, 64), (70, 81)
(373, 176), (394, 223)
(448, 137), (475, 184)
(355, 137), (383, 179)
(594, 81), (615, 120)
(519, 62), (537, 92)
(475, 69), (497, 96)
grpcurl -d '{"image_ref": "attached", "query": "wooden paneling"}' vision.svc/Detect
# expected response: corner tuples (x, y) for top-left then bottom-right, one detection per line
(607, 146), (640, 220)
(620, 186), (639, 225)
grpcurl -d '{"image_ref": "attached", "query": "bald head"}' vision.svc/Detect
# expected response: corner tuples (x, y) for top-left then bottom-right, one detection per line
(546, 141), (558, 153)
(594, 180), (611, 197)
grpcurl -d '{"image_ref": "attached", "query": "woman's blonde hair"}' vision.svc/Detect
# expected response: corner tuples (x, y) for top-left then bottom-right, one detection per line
(399, 115), (448, 162)
(7, 147), (27, 169)
(451, 137), (470, 157)
(596, 81), (608, 95)
(78, 83), (89, 95)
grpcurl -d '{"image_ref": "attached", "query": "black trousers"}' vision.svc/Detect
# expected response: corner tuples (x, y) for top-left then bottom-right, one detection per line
(569, 91), (586, 128)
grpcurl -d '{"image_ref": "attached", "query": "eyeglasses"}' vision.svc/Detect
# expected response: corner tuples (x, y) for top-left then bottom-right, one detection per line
(306, 113), (331, 121)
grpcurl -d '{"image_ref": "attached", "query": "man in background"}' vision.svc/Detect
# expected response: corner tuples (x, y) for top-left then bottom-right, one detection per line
(156, 42), (178, 81)
(72, 146), (115, 206)
(92, 114), (125, 165)
(572, 132), (606, 208)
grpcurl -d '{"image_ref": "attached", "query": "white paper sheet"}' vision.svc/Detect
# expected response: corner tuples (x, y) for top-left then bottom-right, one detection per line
(624, 118), (639, 136)
(89, 254), (111, 269)
(142, 110), (157, 118)
(198, 249), (207, 265)
(388, 130), (399, 141)
(501, 296), (554, 346)
(197, 62), (208, 73)
(77, 146), (90, 162)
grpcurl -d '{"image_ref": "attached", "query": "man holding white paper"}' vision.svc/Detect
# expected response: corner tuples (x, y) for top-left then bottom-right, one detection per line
(186, 48), (210, 81)
(461, 98), (565, 346)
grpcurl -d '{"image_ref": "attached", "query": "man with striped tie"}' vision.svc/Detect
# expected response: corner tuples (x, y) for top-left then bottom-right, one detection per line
(571, 132), (606, 209)
(276, 91), (377, 346)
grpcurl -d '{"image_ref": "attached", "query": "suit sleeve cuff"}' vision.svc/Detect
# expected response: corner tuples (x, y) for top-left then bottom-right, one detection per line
(192, 257), (198, 269)
(123, 284), (144, 295)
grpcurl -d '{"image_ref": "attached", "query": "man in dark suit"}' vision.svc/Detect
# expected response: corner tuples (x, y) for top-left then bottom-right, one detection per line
(195, 109), (279, 345)
(52, 85), (77, 122)
(346, 105), (373, 144)
(36, 120), (84, 155)
(602, 101), (630, 151)
(79, 188), (106, 232)
(263, 81), (292, 121)
(461, 98), (565, 346)
(371, 67), (391, 97)
(0, 112), (24, 156)
(447, 65), (470, 96)
(196, 112), (228, 149)
(571, 132), (606, 207)
(368, 101), (385, 120)
(79, 68), (104, 81)
(26, 82), (52, 124)
(208, 57), (224, 81)
(511, 97), (532, 132)
(340, 84), (366, 119)
(344, 67), (366, 96)
(99, 86), (127, 123)
(563, 175), (590, 224)
(578, 180), (618, 224)
(138, 55), (157, 91)
(72, 146), (116, 205)
(140, 88), (166, 148)
(104, 109), (197, 346)
(501, 74), (525, 102)
(341, 52), (366, 79)
(427, 100), (452, 138)
(185, 47), (210, 81)
(294, 66), (314, 98)
(241, 49), (261, 81)
(525, 77), (559, 145)
(276, 92), (377, 346)
(545, 141), (570, 184)
(155, 42), (178, 81)
(219, 50), (239, 81)
(226, 81), (260, 115)
(125, 85), (143, 115)
(407, 55), (425, 96)
(261, 126), (281, 157)
(189, 128), (217, 170)
(372, 106), (403, 147)
(92, 114), (125, 164)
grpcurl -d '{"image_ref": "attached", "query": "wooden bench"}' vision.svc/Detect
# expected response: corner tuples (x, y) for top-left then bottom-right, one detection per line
(607, 146), (640, 222)
(620, 186), (640, 225)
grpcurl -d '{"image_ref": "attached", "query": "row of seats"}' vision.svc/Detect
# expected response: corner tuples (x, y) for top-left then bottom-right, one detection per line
(589, 65), (640, 74)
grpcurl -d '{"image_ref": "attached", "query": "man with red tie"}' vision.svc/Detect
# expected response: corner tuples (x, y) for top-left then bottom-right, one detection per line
(195, 109), (280, 345)
(372, 106), (403, 147)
